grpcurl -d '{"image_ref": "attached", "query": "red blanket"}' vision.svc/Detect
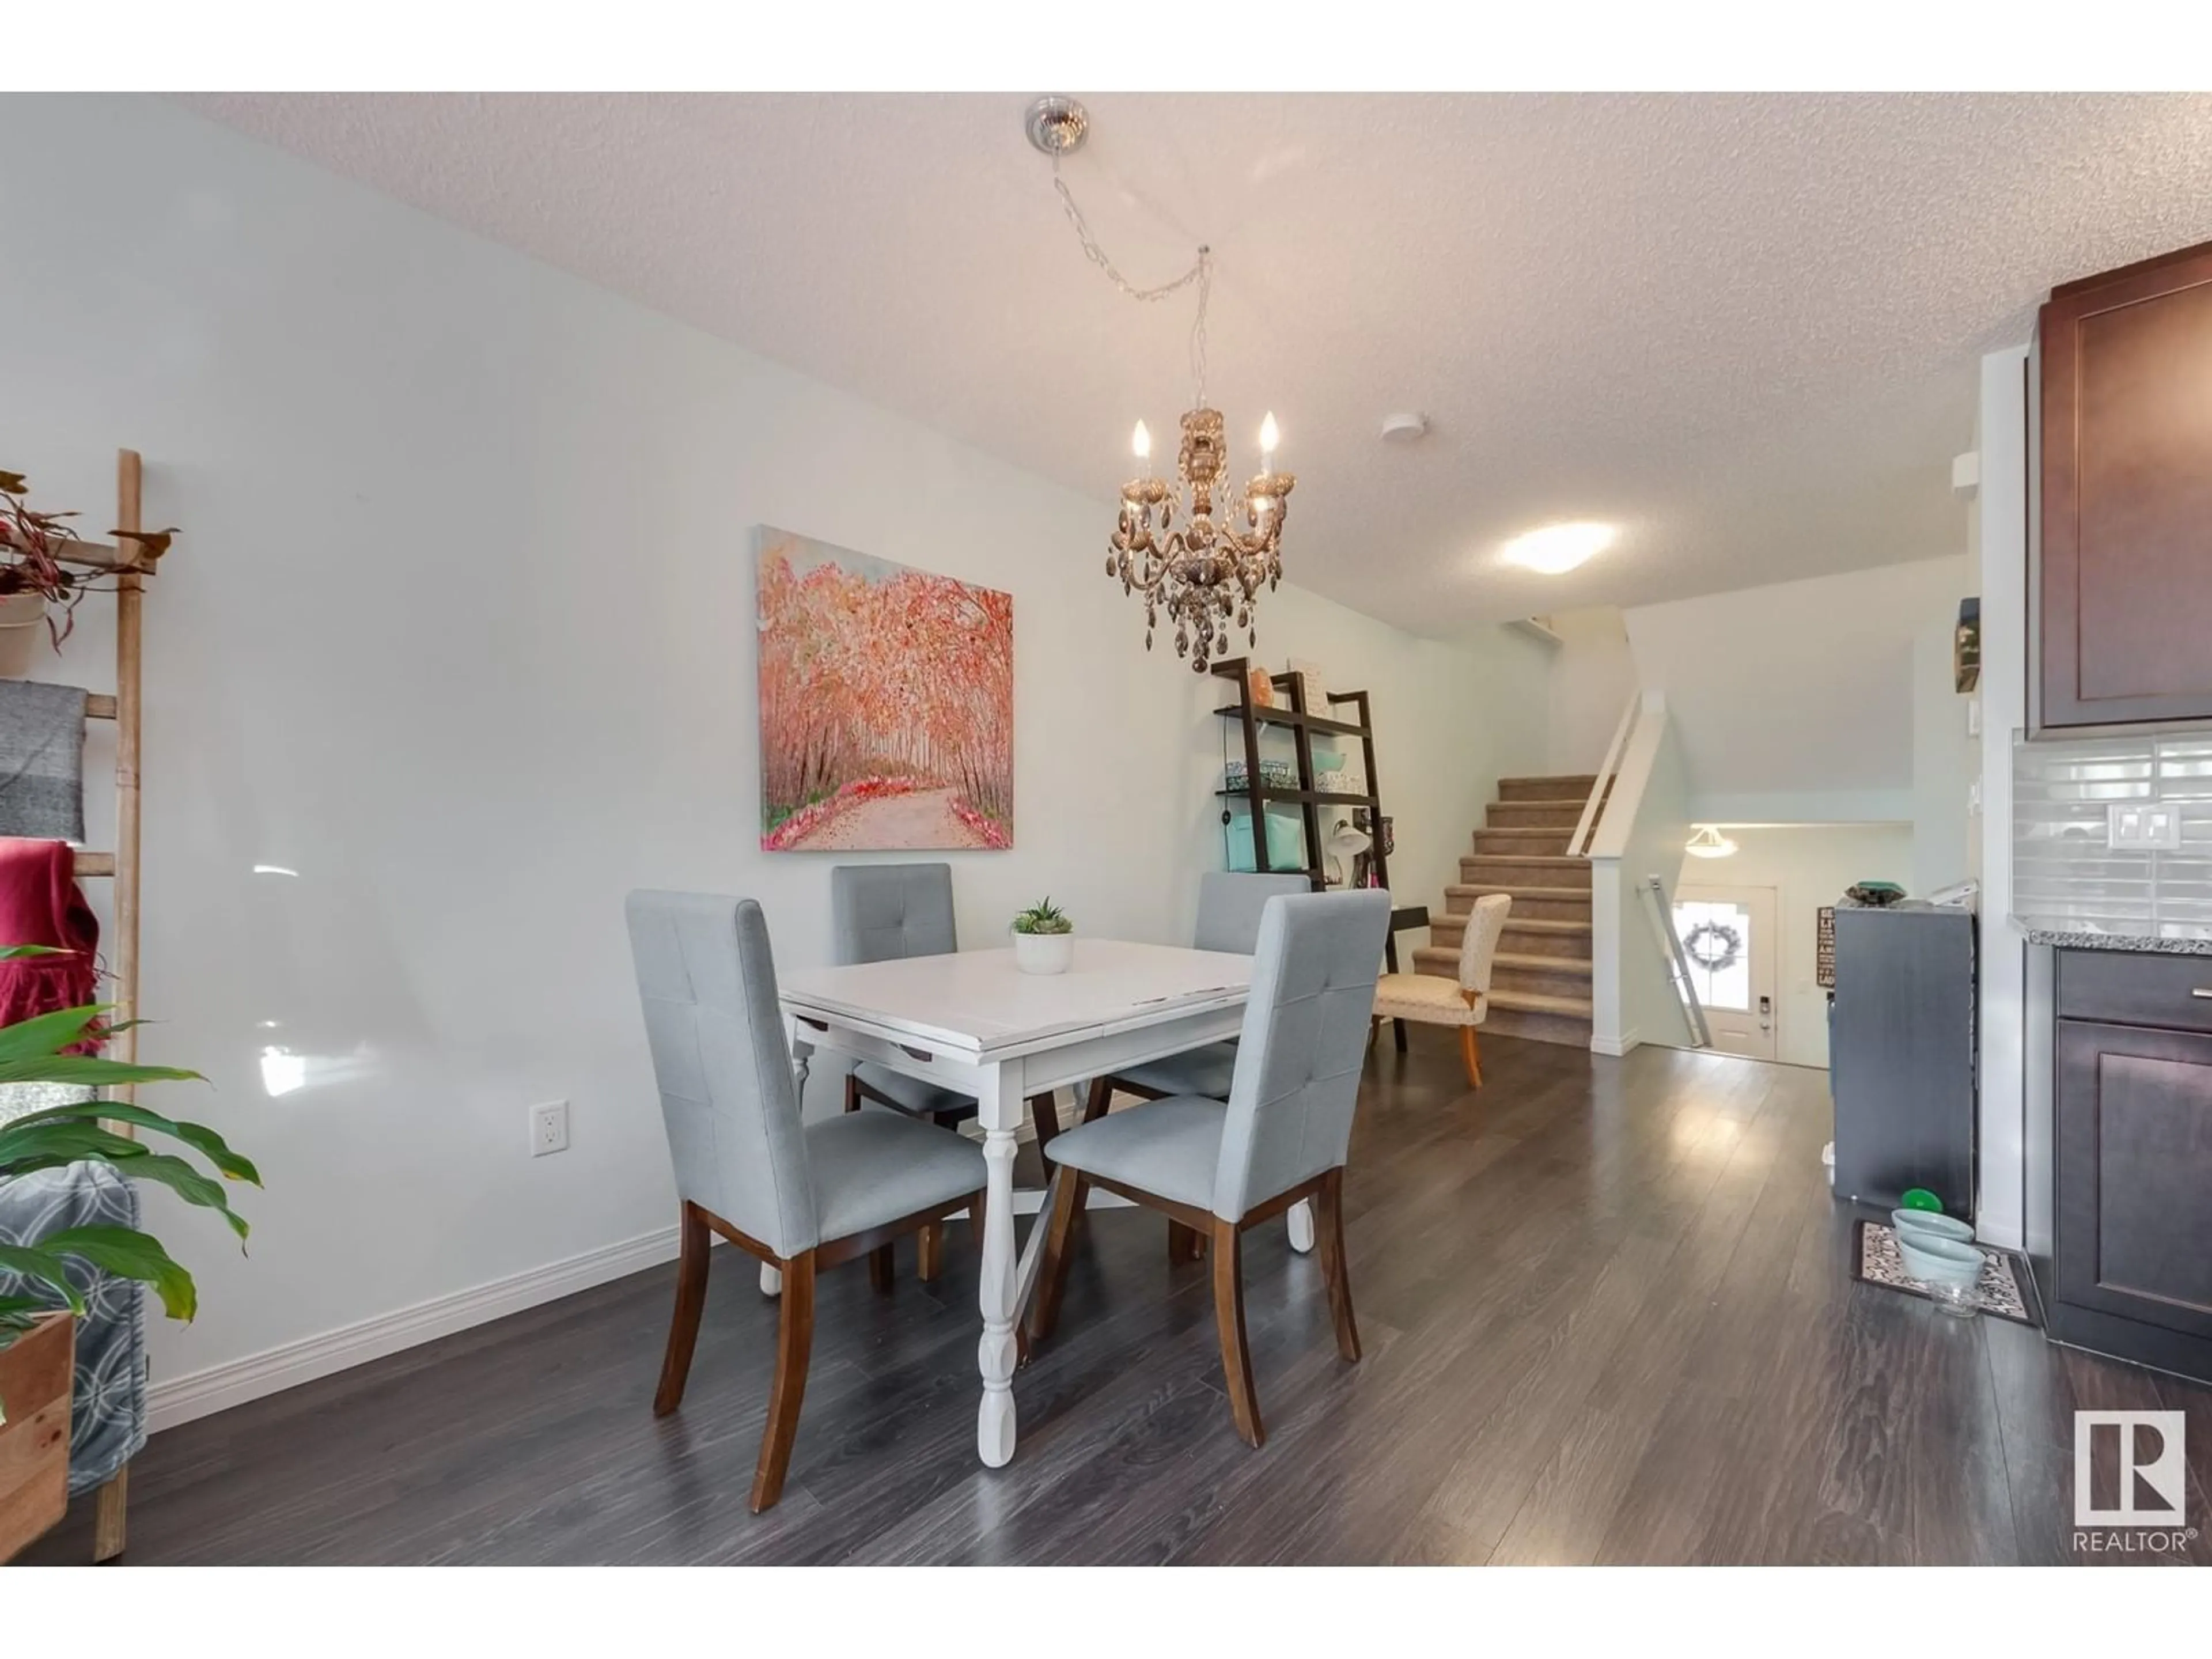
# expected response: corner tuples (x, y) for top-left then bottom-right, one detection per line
(0, 837), (101, 1050)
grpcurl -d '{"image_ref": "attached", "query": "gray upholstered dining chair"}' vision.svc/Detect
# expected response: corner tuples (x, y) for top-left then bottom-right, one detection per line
(1029, 888), (1392, 1448)
(1082, 871), (1310, 1258)
(626, 890), (987, 1512)
(830, 862), (1064, 1279)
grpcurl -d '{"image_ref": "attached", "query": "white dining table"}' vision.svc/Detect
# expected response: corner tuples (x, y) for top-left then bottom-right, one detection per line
(776, 936), (1313, 1468)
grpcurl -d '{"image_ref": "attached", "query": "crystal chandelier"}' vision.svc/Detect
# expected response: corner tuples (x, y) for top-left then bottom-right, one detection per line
(1027, 96), (1296, 674)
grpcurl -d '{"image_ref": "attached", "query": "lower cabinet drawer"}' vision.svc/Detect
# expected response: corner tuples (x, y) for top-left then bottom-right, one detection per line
(2056, 947), (2212, 1035)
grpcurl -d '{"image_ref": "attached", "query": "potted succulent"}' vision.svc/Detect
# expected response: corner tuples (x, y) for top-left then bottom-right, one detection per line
(0, 945), (255, 1562)
(0, 468), (174, 677)
(1010, 897), (1075, 976)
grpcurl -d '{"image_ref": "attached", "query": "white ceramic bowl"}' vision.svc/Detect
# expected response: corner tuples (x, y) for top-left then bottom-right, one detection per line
(1891, 1209), (1975, 1243)
(1895, 1232), (1983, 1288)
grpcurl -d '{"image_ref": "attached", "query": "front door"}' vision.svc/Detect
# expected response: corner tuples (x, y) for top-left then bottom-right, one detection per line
(1673, 885), (1778, 1060)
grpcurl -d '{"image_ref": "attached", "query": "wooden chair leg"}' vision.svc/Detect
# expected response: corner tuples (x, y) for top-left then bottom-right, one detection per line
(868, 1243), (895, 1294)
(1030, 1090), (1063, 1162)
(1315, 1168), (1361, 1363)
(1393, 1017), (1408, 1054)
(916, 1222), (944, 1282)
(1459, 1024), (1482, 1089)
(654, 1200), (712, 1416)
(750, 1251), (816, 1512)
(1167, 1219), (1200, 1265)
(1029, 1169), (1087, 1343)
(92, 1469), (127, 1563)
(1081, 1075), (1113, 1122)
(1210, 1218), (1264, 1448)
(843, 1072), (862, 1112)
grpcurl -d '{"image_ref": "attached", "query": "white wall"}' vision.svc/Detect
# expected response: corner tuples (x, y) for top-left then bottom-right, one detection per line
(1911, 607), (1978, 896)
(1681, 824), (1915, 1070)
(1588, 698), (1695, 1057)
(1975, 344), (2032, 1251)
(1624, 555), (1971, 827)
(1543, 607), (1638, 775)
(0, 96), (1551, 1416)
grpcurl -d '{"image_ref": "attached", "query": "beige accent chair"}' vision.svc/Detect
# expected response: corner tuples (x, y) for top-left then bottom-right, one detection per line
(1371, 893), (1512, 1088)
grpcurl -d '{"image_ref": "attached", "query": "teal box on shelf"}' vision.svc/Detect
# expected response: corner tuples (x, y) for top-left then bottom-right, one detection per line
(1225, 804), (1308, 873)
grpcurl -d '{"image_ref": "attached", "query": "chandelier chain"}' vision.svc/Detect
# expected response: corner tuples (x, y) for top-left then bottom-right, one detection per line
(1051, 165), (1211, 407)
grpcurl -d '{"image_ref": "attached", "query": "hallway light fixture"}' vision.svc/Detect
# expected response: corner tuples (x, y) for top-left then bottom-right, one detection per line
(1685, 825), (1739, 859)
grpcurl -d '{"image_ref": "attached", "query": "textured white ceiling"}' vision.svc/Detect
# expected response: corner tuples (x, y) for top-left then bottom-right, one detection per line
(177, 92), (2212, 634)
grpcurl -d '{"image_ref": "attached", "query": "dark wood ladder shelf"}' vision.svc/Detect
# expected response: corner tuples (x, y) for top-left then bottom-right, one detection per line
(1210, 656), (1421, 1052)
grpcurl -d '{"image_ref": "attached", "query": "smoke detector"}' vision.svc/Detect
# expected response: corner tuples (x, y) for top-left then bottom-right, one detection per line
(1380, 412), (1429, 444)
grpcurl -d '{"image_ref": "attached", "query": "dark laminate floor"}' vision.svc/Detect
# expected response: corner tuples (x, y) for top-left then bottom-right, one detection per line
(23, 1033), (2212, 1566)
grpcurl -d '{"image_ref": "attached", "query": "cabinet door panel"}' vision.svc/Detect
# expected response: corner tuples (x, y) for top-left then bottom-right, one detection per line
(2055, 1019), (2212, 1337)
(2040, 244), (2212, 728)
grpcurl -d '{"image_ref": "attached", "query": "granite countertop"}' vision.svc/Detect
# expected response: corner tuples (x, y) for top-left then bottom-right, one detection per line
(2017, 925), (2212, 956)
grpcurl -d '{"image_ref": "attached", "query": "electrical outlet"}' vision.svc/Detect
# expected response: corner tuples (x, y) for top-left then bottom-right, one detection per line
(2107, 802), (2183, 852)
(531, 1100), (570, 1157)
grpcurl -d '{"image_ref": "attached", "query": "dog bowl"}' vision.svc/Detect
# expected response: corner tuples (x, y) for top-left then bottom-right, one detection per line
(1891, 1209), (1974, 1243)
(1894, 1232), (1984, 1318)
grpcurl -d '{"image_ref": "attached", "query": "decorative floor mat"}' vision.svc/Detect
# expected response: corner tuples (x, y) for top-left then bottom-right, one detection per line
(1851, 1219), (2039, 1326)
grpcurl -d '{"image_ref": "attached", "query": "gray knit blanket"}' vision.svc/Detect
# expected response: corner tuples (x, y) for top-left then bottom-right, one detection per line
(0, 679), (87, 842)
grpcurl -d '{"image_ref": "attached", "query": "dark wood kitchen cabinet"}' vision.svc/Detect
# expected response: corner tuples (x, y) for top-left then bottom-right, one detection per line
(2037, 239), (2212, 732)
(2043, 949), (2212, 1382)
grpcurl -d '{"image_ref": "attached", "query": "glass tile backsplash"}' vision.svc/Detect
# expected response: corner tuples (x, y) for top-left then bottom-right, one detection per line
(2013, 732), (2212, 939)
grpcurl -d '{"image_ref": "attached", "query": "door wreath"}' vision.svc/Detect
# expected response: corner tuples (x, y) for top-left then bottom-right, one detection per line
(1683, 920), (1743, 973)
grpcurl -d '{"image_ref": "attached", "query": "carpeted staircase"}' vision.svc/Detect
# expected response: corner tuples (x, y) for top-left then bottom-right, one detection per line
(1412, 774), (1598, 1047)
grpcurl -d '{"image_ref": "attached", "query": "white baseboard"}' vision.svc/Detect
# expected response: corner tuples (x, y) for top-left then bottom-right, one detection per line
(1589, 1028), (1642, 1058)
(147, 1224), (681, 1433)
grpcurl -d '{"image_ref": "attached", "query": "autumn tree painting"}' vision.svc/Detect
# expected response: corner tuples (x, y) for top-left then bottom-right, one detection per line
(757, 529), (1014, 852)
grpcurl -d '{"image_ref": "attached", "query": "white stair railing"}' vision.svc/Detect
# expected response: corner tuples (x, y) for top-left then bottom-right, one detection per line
(1567, 693), (1641, 858)
(1639, 874), (1712, 1048)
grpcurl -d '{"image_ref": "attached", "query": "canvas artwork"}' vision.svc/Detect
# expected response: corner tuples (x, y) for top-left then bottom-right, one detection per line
(756, 528), (1014, 852)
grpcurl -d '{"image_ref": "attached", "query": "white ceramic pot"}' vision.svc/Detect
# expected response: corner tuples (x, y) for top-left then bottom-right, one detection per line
(0, 590), (47, 678)
(1013, 930), (1074, 976)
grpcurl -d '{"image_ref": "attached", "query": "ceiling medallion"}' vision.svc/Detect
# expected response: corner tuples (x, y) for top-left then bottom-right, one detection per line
(1025, 96), (1295, 674)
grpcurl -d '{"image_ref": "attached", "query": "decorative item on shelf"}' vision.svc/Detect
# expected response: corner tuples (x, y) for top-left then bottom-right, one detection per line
(1843, 881), (1906, 908)
(1224, 757), (1298, 792)
(1247, 665), (1275, 709)
(1954, 597), (1981, 694)
(1010, 897), (1075, 976)
(1351, 808), (1392, 890)
(1024, 97), (1294, 675)
(0, 471), (173, 678)
(1286, 657), (1328, 713)
(1684, 825), (1738, 859)
(0, 945), (257, 1562)
(1816, 905), (1836, 988)
(756, 528), (1013, 853)
(1323, 817), (1371, 888)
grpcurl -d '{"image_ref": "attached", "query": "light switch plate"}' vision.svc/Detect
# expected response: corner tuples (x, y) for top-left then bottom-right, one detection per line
(2107, 802), (2183, 851)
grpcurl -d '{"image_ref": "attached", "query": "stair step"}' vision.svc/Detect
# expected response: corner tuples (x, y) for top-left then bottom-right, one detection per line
(1412, 948), (1594, 990)
(1481, 1000), (1596, 1048)
(1490, 988), (1595, 1018)
(1431, 914), (1592, 959)
(1497, 774), (1598, 802)
(1445, 884), (1592, 923)
(1486, 800), (1586, 830)
(1460, 854), (1592, 890)
(1472, 827), (1572, 857)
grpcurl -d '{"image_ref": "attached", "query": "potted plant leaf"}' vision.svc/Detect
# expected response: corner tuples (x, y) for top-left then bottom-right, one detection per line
(1010, 897), (1075, 976)
(0, 945), (255, 1562)
(0, 468), (175, 677)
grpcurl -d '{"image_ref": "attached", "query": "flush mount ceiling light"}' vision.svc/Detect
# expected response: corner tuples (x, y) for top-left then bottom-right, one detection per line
(1379, 412), (1429, 444)
(1026, 95), (1294, 674)
(1499, 520), (1617, 575)
(1685, 826), (1740, 859)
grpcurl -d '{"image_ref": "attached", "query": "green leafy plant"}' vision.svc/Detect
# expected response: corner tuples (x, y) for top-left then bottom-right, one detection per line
(1011, 897), (1073, 936)
(0, 946), (256, 1425)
